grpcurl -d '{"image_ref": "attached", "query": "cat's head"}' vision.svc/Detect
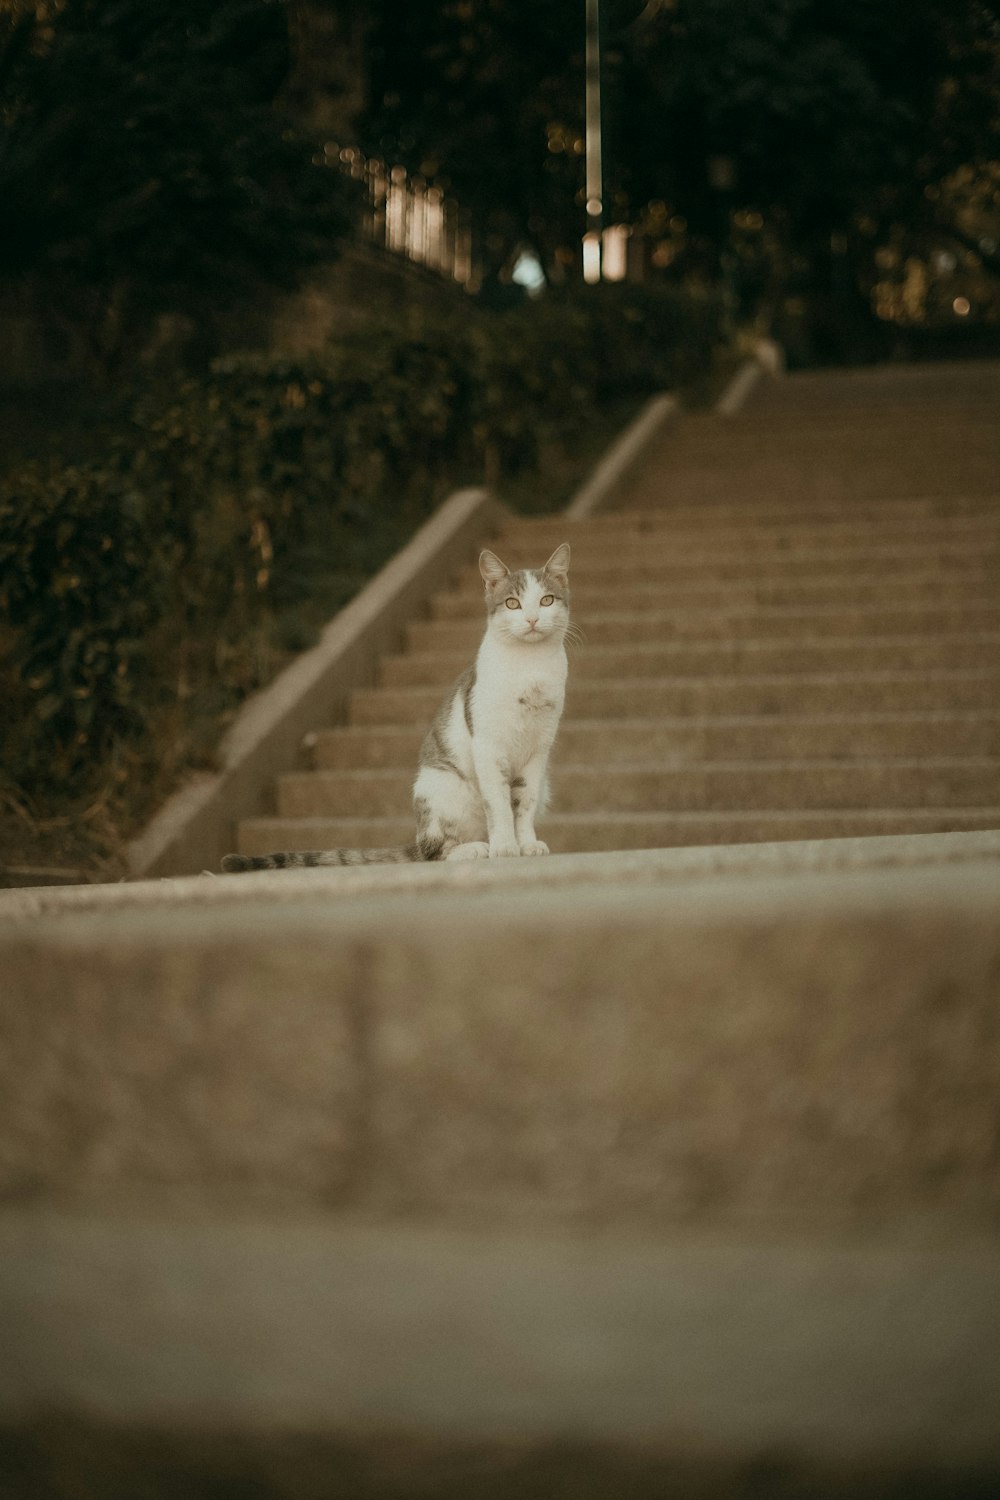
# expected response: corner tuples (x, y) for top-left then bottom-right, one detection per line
(479, 543), (571, 645)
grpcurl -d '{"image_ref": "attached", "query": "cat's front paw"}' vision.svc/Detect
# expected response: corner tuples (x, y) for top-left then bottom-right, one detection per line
(519, 840), (550, 856)
(446, 841), (490, 861)
(488, 840), (521, 859)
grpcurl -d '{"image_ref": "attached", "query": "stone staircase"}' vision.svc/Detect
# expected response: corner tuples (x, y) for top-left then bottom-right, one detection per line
(233, 493), (1000, 863)
(3, 362), (1000, 1497)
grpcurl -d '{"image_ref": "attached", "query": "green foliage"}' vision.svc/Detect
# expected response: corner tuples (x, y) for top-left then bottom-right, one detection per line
(0, 283), (724, 814)
(0, 463), (161, 779)
(626, 0), (999, 238)
(0, 0), (354, 347)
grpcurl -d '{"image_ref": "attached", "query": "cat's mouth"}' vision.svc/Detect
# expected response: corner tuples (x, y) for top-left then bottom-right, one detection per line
(502, 619), (556, 644)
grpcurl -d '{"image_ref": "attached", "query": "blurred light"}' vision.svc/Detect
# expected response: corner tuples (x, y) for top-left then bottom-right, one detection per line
(587, 196), (603, 219)
(582, 232), (601, 284)
(512, 249), (546, 295)
(602, 224), (629, 281)
(953, 297), (972, 316)
(407, 184), (427, 261)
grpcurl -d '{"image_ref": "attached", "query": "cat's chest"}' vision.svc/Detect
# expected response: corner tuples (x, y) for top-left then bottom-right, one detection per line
(476, 653), (565, 740)
(516, 679), (559, 715)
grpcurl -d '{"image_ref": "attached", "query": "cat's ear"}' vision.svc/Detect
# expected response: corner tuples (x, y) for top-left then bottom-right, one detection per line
(543, 542), (570, 589)
(479, 549), (509, 587)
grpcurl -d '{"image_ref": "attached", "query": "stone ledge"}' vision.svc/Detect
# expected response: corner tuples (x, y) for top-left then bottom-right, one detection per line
(2, 852), (999, 1230)
(564, 392), (678, 518)
(5, 828), (998, 923)
(0, 1213), (998, 1492)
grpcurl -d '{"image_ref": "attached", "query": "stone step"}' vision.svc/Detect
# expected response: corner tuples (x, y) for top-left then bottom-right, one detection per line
(407, 603), (1000, 652)
(620, 458), (1000, 507)
(655, 419), (1000, 443)
(622, 476), (1000, 510)
(349, 672), (999, 725)
(510, 495), (1000, 531)
(496, 513), (1000, 556)
(309, 714), (1000, 770)
(455, 540), (999, 586)
(3, 839), (1000, 1491)
(429, 572), (997, 618)
(2, 1212), (999, 1496)
(4, 835), (1000, 1221)
(616, 440), (1000, 471)
(237, 808), (1000, 856)
(380, 636), (1000, 689)
(277, 760), (1000, 818)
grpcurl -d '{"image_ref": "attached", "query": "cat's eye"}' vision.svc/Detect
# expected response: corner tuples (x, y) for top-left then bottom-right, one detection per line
(505, 597), (521, 610)
(540, 594), (555, 606)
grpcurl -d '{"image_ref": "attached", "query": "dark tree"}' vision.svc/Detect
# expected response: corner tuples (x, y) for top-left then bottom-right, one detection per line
(355, 0), (999, 343)
(624, 1), (998, 240)
(0, 0), (355, 364)
(357, 0), (590, 284)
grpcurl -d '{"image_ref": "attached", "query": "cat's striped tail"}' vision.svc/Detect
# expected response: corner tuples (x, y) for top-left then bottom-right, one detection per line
(221, 845), (420, 873)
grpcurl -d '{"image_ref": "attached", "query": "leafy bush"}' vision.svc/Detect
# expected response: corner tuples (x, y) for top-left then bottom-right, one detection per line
(0, 283), (724, 823)
(0, 464), (165, 780)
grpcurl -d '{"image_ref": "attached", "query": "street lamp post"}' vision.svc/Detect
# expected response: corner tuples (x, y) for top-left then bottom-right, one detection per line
(584, 0), (603, 283)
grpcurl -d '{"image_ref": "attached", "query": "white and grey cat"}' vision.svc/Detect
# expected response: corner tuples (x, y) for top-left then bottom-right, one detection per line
(222, 542), (572, 871)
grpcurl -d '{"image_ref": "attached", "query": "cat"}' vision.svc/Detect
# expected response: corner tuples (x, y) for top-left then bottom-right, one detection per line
(221, 541), (572, 871)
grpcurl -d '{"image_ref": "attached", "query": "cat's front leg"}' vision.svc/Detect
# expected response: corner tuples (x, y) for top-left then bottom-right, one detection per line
(474, 754), (520, 858)
(512, 754), (551, 856)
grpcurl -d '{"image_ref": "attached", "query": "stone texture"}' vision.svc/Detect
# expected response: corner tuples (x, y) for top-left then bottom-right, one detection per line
(2, 854), (1000, 1230)
(1, 1213), (999, 1497)
(0, 919), (363, 1208)
(359, 862), (1000, 1230)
